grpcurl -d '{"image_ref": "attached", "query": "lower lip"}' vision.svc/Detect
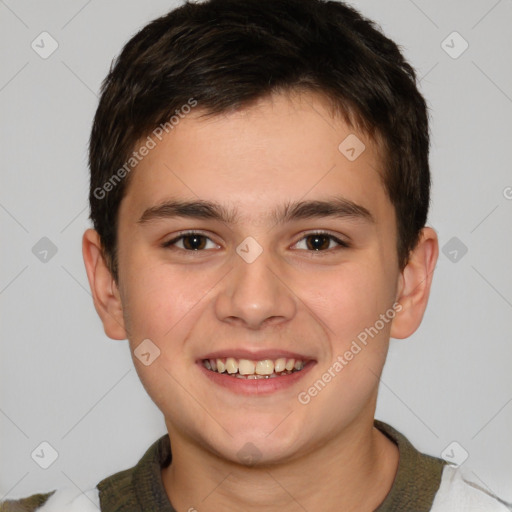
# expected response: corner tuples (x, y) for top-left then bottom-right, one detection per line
(198, 361), (315, 395)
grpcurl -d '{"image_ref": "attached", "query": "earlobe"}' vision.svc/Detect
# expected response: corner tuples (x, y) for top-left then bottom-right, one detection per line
(82, 229), (127, 340)
(390, 227), (439, 340)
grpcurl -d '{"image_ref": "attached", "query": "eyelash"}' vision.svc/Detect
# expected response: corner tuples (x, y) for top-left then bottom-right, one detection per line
(161, 230), (350, 254)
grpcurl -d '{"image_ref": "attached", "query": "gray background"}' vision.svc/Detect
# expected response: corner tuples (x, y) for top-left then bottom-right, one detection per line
(1, 0), (511, 503)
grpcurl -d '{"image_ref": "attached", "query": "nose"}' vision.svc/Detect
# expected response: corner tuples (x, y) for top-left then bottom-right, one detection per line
(214, 244), (297, 330)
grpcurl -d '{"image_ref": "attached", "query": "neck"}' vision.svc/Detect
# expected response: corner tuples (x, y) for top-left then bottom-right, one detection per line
(161, 416), (399, 512)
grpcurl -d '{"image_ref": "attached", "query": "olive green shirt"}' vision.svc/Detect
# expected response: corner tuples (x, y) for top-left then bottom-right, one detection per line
(1, 420), (447, 511)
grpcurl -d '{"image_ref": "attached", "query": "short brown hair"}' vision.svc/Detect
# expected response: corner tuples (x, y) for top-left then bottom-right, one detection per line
(89, 0), (430, 279)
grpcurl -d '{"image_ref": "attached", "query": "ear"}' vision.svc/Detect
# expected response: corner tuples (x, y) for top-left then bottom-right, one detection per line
(390, 227), (439, 339)
(82, 228), (127, 340)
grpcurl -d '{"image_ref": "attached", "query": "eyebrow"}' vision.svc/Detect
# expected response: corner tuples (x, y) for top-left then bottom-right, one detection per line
(137, 196), (374, 225)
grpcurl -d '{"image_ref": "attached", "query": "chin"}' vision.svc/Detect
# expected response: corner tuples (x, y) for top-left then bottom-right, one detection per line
(205, 421), (309, 467)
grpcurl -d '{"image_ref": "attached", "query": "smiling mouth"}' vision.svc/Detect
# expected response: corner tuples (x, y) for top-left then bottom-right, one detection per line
(202, 357), (306, 379)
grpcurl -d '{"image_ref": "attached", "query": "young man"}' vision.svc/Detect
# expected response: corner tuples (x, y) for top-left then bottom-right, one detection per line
(1, 0), (509, 510)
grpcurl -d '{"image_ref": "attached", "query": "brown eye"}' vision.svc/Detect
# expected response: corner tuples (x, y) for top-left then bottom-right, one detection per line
(181, 234), (207, 250)
(305, 234), (331, 251)
(294, 232), (349, 252)
(162, 232), (219, 251)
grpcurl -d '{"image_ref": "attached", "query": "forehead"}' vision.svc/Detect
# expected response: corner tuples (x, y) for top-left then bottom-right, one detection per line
(120, 91), (392, 226)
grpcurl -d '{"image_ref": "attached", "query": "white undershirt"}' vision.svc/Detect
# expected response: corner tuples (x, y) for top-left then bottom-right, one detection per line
(430, 465), (511, 511)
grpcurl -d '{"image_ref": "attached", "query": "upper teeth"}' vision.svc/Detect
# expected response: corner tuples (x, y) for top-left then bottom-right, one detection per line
(203, 357), (304, 376)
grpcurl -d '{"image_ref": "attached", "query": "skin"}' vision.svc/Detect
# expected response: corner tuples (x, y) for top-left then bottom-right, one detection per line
(83, 91), (438, 511)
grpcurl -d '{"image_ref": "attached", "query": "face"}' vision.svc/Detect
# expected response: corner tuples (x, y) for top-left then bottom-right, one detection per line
(112, 92), (404, 464)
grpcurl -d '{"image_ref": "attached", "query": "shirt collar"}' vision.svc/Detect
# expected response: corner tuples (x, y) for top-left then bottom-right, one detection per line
(97, 420), (445, 512)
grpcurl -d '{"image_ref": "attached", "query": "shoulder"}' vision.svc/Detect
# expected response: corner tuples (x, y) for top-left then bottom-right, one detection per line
(0, 487), (100, 512)
(0, 491), (55, 512)
(0, 435), (168, 512)
(431, 465), (512, 511)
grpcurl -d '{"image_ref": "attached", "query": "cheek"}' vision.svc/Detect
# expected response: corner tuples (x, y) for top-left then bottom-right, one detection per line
(302, 262), (393, 340)
(120, 256), (214, 339)
(119, 260), (212, 417)
(295, 267), (395, 430)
